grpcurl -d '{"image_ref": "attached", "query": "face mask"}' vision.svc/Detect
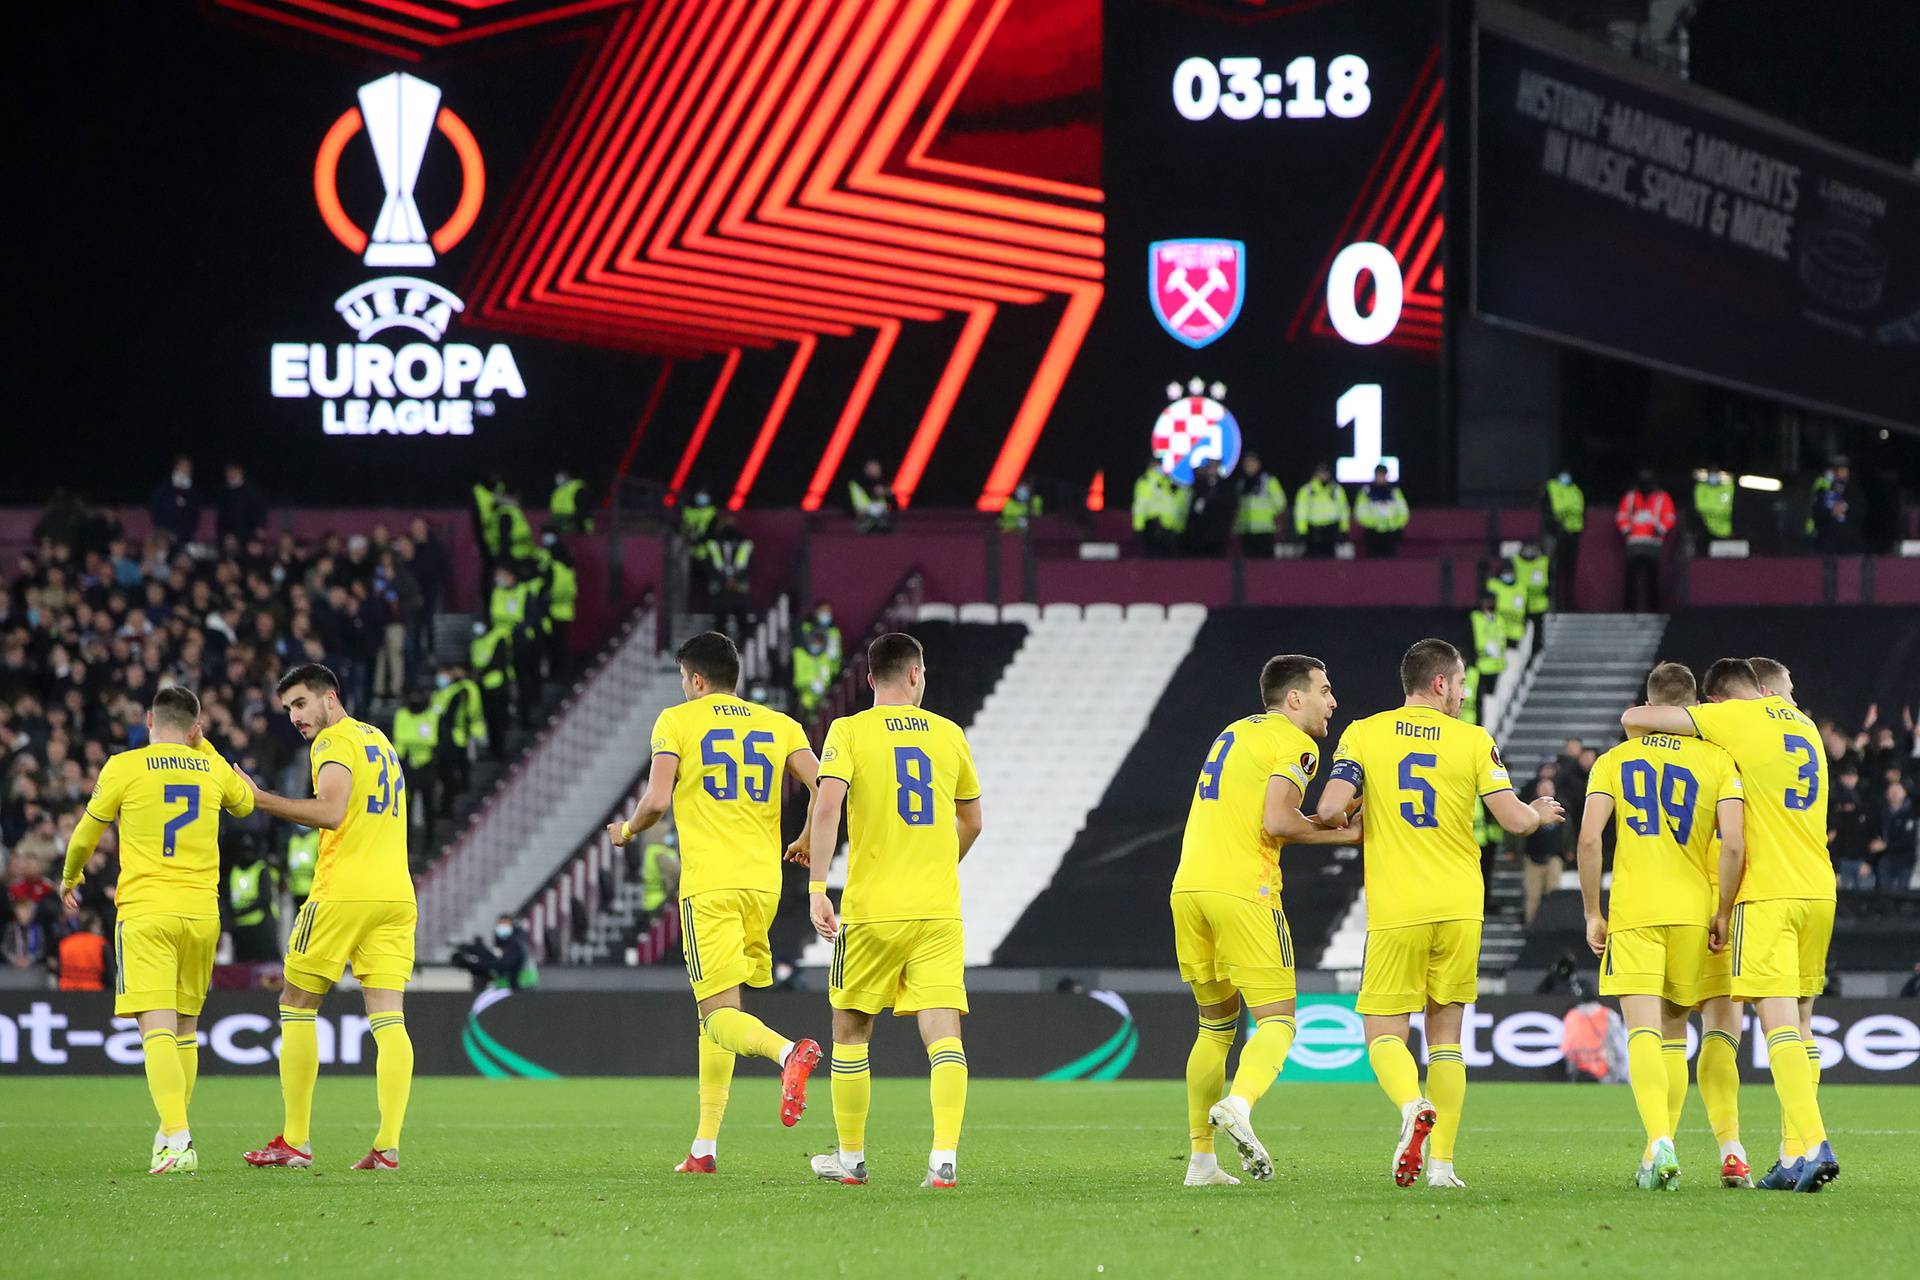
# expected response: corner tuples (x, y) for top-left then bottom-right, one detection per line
(494, 925), (514, 941)
(435, 674), (451, 690)
(172, 472), (190, 490)
(1557, 472), (1571, 485)
(816, 610), (831, 624)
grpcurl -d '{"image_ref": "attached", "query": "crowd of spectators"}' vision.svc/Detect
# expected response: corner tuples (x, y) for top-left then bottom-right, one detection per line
(2, 470), (456, 982)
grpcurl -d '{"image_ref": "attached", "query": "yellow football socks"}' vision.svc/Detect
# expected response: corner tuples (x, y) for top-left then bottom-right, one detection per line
(1698, 1029), (1741, 1146)
(1662, 1038), (1689, 1138)
(141, 1028), (189, 1135)
(1765, 1027), (1825, 1153)
(1627, 1028), (1671, 1150)
(697, 1026), (736, 1143)
(1426, 1043), (1466, 1161)
(1228, 1015), (1295, 1107)
(927, 1036), (968, 1151)
(177, 1033), (200, 1109)
(279, 1005), (319, 1149)
(1187, 1013), (1238, 1154)
(1781, 1051), (1824, 1159)
(369, 1012), (413, 1151)
(702, 1007), (790, 1064)
(831, 1042), (871, 1155)
(1369, 1034), (1422, 1109)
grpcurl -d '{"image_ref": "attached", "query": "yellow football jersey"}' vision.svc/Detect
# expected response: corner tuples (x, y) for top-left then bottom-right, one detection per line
(85, 741), (252, 919)
(1330, 705), (1510, 929)
(818, 704), (979, 923)
(1173, 713), (1320, 904)
(1687, 696), (1833, 902)
(1589, 734), (1742, 931)
(651, 694), (812, 898)
(309, 716), (415, 902)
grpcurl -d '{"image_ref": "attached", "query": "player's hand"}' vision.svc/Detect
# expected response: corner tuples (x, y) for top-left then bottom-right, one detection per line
(1531, 796), (1567, 827)
(782, 834), (810, 864)
(606, 820), (631, 848)
(1341, 811), (1365, 844)
(1584, 914), (1607, 958)
(809, 891), (839, 942)
(1708, 911), (1729, 953)
(61, 883), (82, 915)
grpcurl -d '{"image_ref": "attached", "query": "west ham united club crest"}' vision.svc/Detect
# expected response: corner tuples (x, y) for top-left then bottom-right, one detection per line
(1151, 378), (1242, 485)
(1149, 239), (1245, 349)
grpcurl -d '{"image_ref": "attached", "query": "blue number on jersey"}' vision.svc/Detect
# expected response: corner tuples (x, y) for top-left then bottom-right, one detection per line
(894, 746), (935, 826)
(701, 729), (776, 803)
(1620, 759), (1698, 843)
(1197, 731), (1235, 801)
(1398, 752), (1438, 828)
(364, 744), (406, 816)
(160, 784), (200, 857)
(1782, 734), (1820, 811)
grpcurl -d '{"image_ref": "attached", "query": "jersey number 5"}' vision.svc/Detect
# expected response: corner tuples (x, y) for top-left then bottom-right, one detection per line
(1398, 752), (1438, 828)
(161, 784), (200, 857)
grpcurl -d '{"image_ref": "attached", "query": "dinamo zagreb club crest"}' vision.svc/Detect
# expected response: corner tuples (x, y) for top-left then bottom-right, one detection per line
(1151, 378), (1242, 486)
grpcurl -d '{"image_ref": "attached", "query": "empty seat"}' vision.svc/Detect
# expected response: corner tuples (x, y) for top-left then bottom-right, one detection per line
(1083, 603), (1123, 622)
(1168, 603), (1208, 623)
(958, 602), (999, 623)
(999, 602), (1040, 626)
(915, 602), (958, 622)
(1123, 602), (1166, 622)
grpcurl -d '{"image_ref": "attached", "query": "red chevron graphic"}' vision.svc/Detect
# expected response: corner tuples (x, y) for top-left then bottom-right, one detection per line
(461, 0), (1105, 511)
(210, 0), (630, 62)
(1288, 45), (1444, 355)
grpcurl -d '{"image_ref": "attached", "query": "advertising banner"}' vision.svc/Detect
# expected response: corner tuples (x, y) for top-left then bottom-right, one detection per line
(1473, 20), (1920, 428)
(5, 990), (1916, 1082)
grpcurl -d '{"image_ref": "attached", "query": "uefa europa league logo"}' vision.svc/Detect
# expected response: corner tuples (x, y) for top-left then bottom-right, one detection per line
(315, 72), (485, 269)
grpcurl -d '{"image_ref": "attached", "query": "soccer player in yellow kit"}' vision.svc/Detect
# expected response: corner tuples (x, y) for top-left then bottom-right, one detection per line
(241, 664), (417, 1171)
(60, 686), (253, 1174)
(1577, 662), (1745, 1191)
(1317, 639), (1564, 1188)
(1171, 655), (1363, 1186)
(804, 632), (982, 1189)
(1626, 657), (1839, 1192)
(608, 631), (823, 1173)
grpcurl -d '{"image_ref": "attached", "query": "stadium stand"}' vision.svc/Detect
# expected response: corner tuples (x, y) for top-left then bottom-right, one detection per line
(993, 606), (1466, 969)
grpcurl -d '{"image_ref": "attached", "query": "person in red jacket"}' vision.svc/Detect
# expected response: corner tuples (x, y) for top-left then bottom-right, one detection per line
(1615, 471), (1675, 611)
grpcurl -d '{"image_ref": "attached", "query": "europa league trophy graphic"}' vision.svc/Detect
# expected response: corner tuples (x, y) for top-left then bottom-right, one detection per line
(359, 72), (441, 268)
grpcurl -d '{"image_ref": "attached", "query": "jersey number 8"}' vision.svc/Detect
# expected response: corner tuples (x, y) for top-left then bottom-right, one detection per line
(894, 746), (935, 826)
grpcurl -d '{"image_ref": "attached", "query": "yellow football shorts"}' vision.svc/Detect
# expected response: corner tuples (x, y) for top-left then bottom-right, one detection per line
(679, 889), (777, 1003)
(829, 917), (968, 1016)
(114, 914), (219, 1017)
(1600, 924), (1709, 1006)
(1730, 897), (1834, 1001)
(1696, 928), (1733, 1003)
(1357, 919), (1482, 1016)
(285, 899), (417, 994)
(1170, 891), (1297, 1007)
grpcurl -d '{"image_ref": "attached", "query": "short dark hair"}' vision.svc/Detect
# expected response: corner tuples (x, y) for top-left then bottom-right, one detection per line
(1259, 655), (1326, 707)
(1400, 638), (1463, 695)
(151, 686), (200, 733)
(1701, 657), (1760, 699)
(676, 632), (740, 691)
(276, 663), (339, 700)
(868, 632), (925, 683)
(1748, 656), (1789, 691)
(1645, 661), (1697, 706)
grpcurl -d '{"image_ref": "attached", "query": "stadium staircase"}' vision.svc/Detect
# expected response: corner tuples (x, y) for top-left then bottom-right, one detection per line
(1486, 613), (1665, 970)
(416, 608), (682, 952)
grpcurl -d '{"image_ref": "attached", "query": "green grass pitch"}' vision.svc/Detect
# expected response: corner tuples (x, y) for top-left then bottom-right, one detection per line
(4, 1078), (1914, 1277)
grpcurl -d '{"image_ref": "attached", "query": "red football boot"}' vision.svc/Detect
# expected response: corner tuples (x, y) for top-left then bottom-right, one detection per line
(1720, 1153), (1754, 1188)
(673, 1153), (717, 1174)
(351, 1148), (399, 1171)
(780, 1038), (823, 1127)
(242, 1136), (313, 1168)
